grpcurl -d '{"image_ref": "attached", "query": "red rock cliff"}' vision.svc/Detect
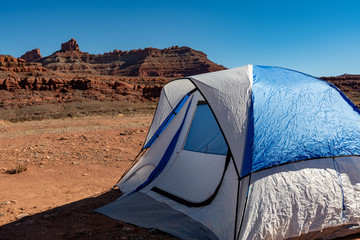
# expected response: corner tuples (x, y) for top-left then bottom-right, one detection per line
(60, 39), (80, 52)
(25, 39), (226, 77)
(20, 48), (42, 62)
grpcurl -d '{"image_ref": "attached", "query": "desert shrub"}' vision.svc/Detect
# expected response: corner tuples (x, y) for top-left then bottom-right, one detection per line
(6, 163), (27, 174)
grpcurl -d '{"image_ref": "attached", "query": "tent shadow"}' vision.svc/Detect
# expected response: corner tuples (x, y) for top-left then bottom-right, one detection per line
(0, 189), (176, 240)
(1, 188), (359, 240)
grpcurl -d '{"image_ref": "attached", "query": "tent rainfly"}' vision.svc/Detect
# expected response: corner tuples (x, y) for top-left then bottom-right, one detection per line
(97, 65), (360, 239)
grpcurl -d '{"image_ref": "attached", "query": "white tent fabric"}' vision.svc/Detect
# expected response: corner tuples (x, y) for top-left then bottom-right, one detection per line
(239, 157), (358, 239)
(144, 79), (195, 146)
(97, 65), (360, 240)
(119, 94), (195, 194)
(97, 192), (219, 239)
(189, 65), (253, 171)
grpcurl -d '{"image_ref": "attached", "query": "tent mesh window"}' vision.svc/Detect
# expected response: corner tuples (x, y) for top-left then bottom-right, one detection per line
(183, 103), (228, 155)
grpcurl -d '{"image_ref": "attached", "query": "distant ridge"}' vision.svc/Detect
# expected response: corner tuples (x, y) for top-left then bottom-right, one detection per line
(21, 39), (226, 77)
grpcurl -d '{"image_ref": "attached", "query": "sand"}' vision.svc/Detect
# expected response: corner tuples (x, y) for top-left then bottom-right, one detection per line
(0, 114), (175, 239)
(0, 114), (360, 240)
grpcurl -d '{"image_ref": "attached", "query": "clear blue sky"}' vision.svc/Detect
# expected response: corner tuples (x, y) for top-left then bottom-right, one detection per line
(1, 0), (359, 77)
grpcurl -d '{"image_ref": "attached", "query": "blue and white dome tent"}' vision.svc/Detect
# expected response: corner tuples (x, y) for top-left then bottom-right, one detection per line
(97, 65), (360, 239)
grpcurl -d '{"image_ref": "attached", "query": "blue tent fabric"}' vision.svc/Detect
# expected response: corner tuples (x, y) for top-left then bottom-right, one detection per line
(241, 66), (360, 176)
(143, 92), (192, 149)
(131, 96), (194, 193)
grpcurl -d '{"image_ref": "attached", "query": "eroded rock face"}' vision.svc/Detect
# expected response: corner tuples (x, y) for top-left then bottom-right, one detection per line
(20, 49), (42, 62)
(0, 55), (47, 74)
(142, 85), (162, 99)
(60, 39), (80, 52)
(321, 75), (360, 92)
(28, 39), (226, 77)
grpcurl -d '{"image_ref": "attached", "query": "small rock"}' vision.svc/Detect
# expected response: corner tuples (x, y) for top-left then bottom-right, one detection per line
(0, 201), (11, 205)
(123, 227), (134, 232)
(82, 173), (87, 176)
(115, 223), (123, 228)
(59, 137), (69, 141)
(80, 135), (88, 140)
(72, 162), (78, 165)
(0, 213), (7, 217)
(75, 230), (86, 236)
(59, 172), (64, 174)
(42, 214), (52, 219)
(16, 213), (30, 219)
(19, 207), (24, 210)
(25, 219), (35, 225)
(148, 228), (160, 234)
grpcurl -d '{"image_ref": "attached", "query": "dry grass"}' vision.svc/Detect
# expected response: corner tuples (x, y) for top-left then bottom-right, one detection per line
(5, 163), (27, 174)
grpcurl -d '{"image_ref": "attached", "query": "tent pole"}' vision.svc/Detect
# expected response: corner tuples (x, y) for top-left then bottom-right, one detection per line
(233, 177), (241, 240)
(236, 174), (252, 240)
(113, 148), (147, 188)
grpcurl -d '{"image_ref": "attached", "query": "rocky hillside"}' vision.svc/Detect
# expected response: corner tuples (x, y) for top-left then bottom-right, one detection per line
(1, 40), (359, 122)
(20, 48), (42, 62)
(321, 74), (360, 92)
(320, 74), (360, 105)
(0, 53), (164, 120)
(0, 55), (46, 75)
(21, 39), (226, 77)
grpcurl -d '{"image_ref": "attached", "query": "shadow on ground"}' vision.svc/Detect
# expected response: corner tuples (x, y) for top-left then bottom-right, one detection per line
(0, 189), (176, 240)
(1, 189), (360, 240)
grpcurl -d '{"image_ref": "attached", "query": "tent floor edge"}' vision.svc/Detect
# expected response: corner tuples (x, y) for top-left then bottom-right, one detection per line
(95, 192), (219, 240)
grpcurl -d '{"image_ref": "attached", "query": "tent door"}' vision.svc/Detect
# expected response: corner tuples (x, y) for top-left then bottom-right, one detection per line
(152, 102), (229, 206)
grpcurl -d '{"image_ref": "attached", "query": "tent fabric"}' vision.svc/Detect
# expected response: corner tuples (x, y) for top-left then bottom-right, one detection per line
(152, 150), (228, 203)
(132, 96), (194, 193)
(118, 95), (196, 195)
(242, 65), (360, 175)
(144, 79), (195, 147)
(143, 91), (192, 149)
(189, 65), (253, 173)
(183, 104), (228, 155)
(95, 192), (219, 240)
(239, 156), (360, 240)
(146, 160), (240, 240)
(97, 65), (360, 240)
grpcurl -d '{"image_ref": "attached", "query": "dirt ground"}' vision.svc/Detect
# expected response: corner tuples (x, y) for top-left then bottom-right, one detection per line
(0, 114), (176, 239)
(0, 113), (360, 240)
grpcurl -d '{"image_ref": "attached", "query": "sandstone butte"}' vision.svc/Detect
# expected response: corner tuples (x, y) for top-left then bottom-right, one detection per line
(1, 39), (360, 105)
(0, 54), (161, 101)
(20, 48), (42, 62)
(0, 39), (227, 100)
(20, 38), (226, 77)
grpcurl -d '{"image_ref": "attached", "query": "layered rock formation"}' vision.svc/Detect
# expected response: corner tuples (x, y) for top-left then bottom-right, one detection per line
(0, 55), (47, 74)
(321, 74), (360, 92)
(26, 39), (226, 77)
(20, 49), (42, 62)
(60, 38), (79, 52)
(0, 54), (163, 100)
